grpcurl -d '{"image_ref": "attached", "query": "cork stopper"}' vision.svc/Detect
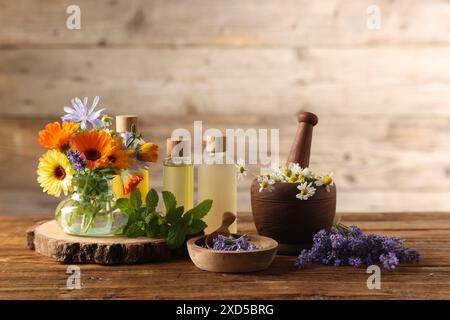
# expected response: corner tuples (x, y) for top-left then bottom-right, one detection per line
(116, 115), (138, 133)
(166, 138), (189, 158)
(205, 136), (226, 153)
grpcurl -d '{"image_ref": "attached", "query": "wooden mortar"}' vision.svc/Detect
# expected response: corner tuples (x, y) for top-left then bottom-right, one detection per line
(250, 111), (336, 255)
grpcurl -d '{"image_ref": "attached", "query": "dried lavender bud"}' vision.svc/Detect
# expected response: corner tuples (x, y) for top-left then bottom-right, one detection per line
(67, 149), (87, 170)
(295, 224), (420, 271)
(211, 234), (258, 251)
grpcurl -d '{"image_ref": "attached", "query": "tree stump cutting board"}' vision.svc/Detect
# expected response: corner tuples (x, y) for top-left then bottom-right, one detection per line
(26, 220), (187, 265)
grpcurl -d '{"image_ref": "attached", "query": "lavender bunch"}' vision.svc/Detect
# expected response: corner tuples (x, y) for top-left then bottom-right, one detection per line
(211, 234), (258, 251)
(67, 149), (87, 170)
(295, 224), (420, 270)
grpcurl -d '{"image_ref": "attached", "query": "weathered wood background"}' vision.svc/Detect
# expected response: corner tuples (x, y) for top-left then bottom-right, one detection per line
(1, 0), (450, 214)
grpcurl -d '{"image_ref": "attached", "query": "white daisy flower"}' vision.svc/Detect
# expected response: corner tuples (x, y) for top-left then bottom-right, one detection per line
(258, 176), (275, 192)
(314, 173), (334, 192)
(301, 167), (313, 179)
(296, 182), (316, 200)
(288, 162), (302, 175)
(235, 158), (247, 180)
(271, 163), (284, 176)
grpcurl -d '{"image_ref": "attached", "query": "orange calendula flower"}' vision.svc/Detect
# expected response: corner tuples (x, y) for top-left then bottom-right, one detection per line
(123, 172), (144, 195)
(137, 142), (159, 163)
(107, 137), (135, 171)
(70, 130), (114, 169)
(38, 121), (79, 149)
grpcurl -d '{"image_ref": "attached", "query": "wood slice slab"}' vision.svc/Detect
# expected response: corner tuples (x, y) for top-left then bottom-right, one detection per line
(26, 220), (187, 265)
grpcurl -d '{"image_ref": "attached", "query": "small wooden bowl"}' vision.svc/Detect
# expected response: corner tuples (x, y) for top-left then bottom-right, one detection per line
(187, 234), (278, 273)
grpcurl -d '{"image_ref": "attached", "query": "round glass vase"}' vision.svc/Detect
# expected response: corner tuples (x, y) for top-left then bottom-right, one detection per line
(55, 180), (127, 237)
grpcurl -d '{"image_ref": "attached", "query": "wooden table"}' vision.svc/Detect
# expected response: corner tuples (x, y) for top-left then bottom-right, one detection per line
(0, 212), (449, 299)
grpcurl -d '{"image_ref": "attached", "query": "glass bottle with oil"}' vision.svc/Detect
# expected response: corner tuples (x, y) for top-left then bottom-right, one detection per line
(112, 115), (149, 201)
(198, 136), (237, 234)
(163, 138), (193, 210)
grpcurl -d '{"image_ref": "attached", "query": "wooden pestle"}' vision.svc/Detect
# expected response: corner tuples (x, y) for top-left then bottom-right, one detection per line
(286, 112), (318, 167)
(205, 212), (236, 248)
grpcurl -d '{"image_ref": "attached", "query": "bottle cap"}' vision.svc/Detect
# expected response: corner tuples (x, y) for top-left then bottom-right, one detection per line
(116, 115), (139, 133)
(205, 136), (226, 153)
(166, 138), (189, 157)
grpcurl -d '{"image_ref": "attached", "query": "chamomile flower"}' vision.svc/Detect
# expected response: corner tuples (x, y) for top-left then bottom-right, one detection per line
(315, 173), (334, 192)
(258, 176), (275, 192)
(288, 162), (302, 175)
(271, 163), (284, 176)
(236, 158), (247, 180)
(296, 182), (316, 200)
(301, 167), (313, 179)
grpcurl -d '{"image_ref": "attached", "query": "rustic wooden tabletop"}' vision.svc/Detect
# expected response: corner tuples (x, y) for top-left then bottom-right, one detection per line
(0, 212), (449, 299)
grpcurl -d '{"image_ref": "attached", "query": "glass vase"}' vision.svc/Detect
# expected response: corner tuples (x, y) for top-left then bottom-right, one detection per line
(55, 178), (127, 237)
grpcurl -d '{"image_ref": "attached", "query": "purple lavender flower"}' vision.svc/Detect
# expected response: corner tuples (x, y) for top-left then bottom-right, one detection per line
(62, 96), (105, 130)
(295, 224), (420, 271)
(348, 257), (363, 267)
(380, 252), (399, 270)
(295, 249), (310, 269)
(67, 149), (87, 170)
(211, 234), (258, 251)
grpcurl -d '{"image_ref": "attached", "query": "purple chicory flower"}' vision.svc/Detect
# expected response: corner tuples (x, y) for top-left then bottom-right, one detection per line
(67, 149), (87, 170)
(62, 96), (105, 130)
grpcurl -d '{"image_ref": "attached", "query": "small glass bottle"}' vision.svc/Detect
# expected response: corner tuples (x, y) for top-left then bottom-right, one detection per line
(112, 115), (149, 201)
(198, 136), (237, 234)
(163, 138), (193, 210)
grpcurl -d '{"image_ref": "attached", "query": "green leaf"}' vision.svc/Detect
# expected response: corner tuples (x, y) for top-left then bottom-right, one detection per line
(166, 206), (184, 225)
(145, 188), (159, 209)
(185, 219), (207, 235)
(130, 189), (142, 209)
(125, 221), (146, 237)
(162, 191), (177, 212)
(144, 209), (156, 224)
(167, 224), (186, 249)
(182, 211), (194, 226)
(114, 224), (126, 235)
(116, 198), (131, 214)
(184, 199), (213, 220)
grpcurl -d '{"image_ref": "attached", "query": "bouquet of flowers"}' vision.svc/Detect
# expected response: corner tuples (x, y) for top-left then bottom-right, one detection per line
(36, 96), (158, 235)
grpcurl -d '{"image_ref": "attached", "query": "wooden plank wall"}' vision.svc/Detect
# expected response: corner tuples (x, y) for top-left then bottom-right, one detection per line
(1, 0), (450, 214)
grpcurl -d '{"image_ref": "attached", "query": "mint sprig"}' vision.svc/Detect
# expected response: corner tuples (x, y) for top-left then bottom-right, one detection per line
(115, 188), (212, 249)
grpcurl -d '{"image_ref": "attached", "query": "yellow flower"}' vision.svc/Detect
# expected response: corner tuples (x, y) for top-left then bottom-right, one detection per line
(137, 142), (159, 163)
(37, 150), (74, 197)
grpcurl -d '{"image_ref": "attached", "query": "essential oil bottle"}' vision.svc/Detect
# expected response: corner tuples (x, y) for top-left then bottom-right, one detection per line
(163, 138), (193, 210)
(198, 136), (237, 234)
(112, 115), (149, 200)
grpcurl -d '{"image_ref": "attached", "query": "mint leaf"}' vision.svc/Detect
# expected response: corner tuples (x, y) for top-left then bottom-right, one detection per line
(144, 209), (157, 224)
(167, 224), (185, 249)
(185, 219), (207, 235)
(116, 198), (131, 215)
(130, 189), (142, 209)
(162, 191), (177, 212)
(125, 221), (146, 237)
(184, 199), (213, 220)
(182, 211), (194, 226)
(166, 206), (184, 225)
(146, 188), (159, 209)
